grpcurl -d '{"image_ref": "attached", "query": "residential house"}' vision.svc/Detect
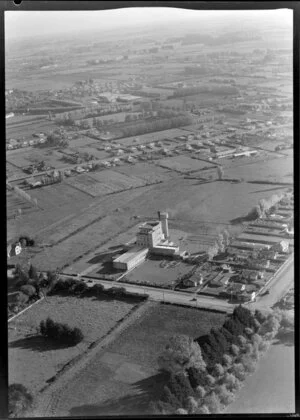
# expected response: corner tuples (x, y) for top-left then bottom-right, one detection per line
(183, 273), (203, 288)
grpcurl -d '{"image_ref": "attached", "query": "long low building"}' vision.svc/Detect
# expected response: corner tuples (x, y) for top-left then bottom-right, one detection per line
(113, 246), (148, 271)
(236, 233), (292, 246)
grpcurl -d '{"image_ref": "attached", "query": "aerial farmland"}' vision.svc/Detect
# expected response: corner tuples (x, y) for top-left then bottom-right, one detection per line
(6, 7), (294, 418)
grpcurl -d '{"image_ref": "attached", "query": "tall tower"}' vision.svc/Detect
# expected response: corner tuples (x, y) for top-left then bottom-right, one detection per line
(159, 211), (169, 240)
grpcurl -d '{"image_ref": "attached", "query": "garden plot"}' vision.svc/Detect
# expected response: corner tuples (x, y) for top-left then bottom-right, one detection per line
(8, 295), (137, 395)
(157, 155), (215, 173)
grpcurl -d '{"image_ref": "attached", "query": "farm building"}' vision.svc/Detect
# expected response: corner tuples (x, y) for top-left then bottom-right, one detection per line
(230, 240), (272, 251)
(235, 233), (290, 247)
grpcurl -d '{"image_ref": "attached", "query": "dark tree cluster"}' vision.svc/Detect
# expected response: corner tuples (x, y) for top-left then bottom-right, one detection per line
(40, 317), (83, 345)
(120, 115), (192, 137)
(196, 305), (258, 369)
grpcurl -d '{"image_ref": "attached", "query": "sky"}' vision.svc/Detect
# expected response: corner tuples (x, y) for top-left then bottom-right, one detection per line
(5, 7), (293, 40)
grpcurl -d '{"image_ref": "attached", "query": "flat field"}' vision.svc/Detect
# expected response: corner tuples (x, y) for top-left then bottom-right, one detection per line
(49, 303), (226, 416)
(124, 258), (194, 287)
(65, 170), (145, 197)
(224, 155), (293, 183)
(115, 162), (173, 183)
(8, 295), (137, 394)
(157, 155), (215, 172)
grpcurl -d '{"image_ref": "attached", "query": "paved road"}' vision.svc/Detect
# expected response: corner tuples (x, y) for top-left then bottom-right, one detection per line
(247, 255), (294, 311)
(60, 253), (294, 314)
(60, 272), (234, 313)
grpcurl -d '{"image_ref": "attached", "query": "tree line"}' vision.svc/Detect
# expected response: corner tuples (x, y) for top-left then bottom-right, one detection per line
(120, 115), (193, 138)
(151, 304), (292, 415)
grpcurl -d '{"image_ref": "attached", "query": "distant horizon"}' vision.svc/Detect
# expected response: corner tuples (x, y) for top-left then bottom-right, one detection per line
(5, 7), (293, 41)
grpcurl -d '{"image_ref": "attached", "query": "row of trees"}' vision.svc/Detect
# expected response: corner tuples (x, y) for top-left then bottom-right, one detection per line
(40, 317), (83, 345)
(207, 229), (231, 259)
(13, 186), (38, 207)
(152, 305), (291, 414)
(246, 193), (285, 221)
(120, 115), (193, 138)
(9, 265), (58, 318)
(172, 85), (239, 98)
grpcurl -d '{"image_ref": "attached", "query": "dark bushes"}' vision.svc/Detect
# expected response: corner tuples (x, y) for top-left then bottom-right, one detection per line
(40, 317), (83, 346)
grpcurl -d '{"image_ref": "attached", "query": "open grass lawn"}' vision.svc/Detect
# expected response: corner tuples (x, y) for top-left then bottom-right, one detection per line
(125, 258), (193, 287)
(51, 303), (226, 416)
(8, 295), (137, 395)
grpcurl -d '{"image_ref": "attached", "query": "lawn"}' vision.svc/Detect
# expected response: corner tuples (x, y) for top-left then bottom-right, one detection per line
(47, 303), (226, 417)
(124, 258), (194, 287)
(8, 295), (138, 395)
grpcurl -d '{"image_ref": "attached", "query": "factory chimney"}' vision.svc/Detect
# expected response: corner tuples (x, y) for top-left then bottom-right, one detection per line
(160, 211), (169, 239)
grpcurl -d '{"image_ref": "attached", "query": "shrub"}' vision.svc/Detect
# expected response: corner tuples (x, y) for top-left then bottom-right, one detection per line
(158, 335), (206, 374)
(222, 372), (239, 392)
(237, 335), (247, 348)
(9, 384), (33, 417)
(205, 374), (216, 387)
(255, 309), (267, 325)
(160, 385), (180, 409)
(16, 292), (29, 305)
(213, 363), (225, 377)
(175, 408), (188, 415)
(187, 366), (206, 389)
(232, 363), (246, 381)
(222, 354), (233, 367)
(203, 392), (221, 414)
(258, 340), (270, 352)
(40, 317), (84, 345)
(28, 264), (39, 281)
(168, 373), (194, 407)
(186, 396), (198, 414)
(215, 384), (235, 405)
(195, 385), (206, 399)
(251, 333), (262, 346)
(240, 355), (256, 373)
(20, 285), (36, 297)
(244, 343), (253, 355)
(196, 404), (210, 414)
(231, 344), (240, 356)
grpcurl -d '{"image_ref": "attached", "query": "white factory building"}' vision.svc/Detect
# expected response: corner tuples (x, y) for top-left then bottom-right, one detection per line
(113, 211), (180, 271)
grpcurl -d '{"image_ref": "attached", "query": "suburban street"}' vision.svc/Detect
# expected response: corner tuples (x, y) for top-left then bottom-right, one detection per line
(60, 253), (294, 314)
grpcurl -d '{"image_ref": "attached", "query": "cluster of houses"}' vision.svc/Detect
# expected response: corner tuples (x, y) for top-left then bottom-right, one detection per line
(6, 133), (46, 150)
(177, 192), (293, 303)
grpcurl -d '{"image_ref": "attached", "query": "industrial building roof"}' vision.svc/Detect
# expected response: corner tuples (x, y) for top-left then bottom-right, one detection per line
(113, 246), (148, 264)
